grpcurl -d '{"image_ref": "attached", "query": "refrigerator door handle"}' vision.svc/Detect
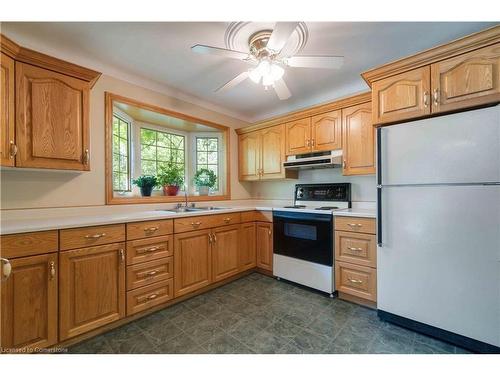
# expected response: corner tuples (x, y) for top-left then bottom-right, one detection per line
(377, 128), (383, 246)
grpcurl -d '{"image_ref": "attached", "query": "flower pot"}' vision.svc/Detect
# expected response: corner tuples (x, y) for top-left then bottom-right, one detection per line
(163, 185), (179, 196)
(140, 185), (154, 197)
(198, 186), (209, 196)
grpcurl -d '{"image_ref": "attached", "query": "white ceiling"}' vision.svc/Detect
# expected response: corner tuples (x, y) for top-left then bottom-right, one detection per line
(2, 22), (497, 122)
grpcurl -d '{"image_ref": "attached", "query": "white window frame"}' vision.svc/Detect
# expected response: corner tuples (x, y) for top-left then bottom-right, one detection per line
(190, 132), (224, 196)
(112, 108), (133, 194)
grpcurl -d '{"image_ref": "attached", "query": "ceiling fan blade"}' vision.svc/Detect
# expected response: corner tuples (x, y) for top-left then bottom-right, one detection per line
(273, 78), (291, 100)
(191, 44), (249, 60)
(215, 71), (250, 93)
(286, 55), (344, 69)
(267, 22), (300, 53)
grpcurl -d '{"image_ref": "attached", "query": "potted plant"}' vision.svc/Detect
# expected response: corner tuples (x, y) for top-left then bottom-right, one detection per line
(157, 160), (184, 196)
(193, 168), (217, 196)
(132, 175), (157, 197)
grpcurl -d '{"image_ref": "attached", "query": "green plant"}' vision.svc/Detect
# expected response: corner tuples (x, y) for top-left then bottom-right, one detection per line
(157, 160), (184, 187)
(132, 175), (157, 188)
(193, 168), (217, 188)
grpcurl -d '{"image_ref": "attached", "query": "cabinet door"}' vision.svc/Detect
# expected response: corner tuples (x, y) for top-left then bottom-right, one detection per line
(256, 222), (273, 271)
(59, 243), (125, 340)
(260, 124), (286, 179)
(238, 131), (261, 181)
(285, 118), (311, 155)
(174, 229), (212, 297)
(1, 53), (15, 167)
(1, 253), (57, 350)
(15, 62), (90, 170)
(342, 102), (375, 176)
(239, 222), (256, 271)
(431, 44), (500, 114)
(311, 110), (342, 151)
(372, 66), (431, 125)
(212, 224), (240, 282)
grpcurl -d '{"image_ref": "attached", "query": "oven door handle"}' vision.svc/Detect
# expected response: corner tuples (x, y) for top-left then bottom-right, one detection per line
(272, 212), (333, 223)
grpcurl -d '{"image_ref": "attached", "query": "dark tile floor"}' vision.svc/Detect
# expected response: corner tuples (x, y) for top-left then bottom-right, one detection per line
(69, 273), (471, 354)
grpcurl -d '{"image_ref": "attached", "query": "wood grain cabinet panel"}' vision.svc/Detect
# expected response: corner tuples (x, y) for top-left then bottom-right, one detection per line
(126, 257), (173, 291)
(126, 219), (173, 240)
(212, 224), (240, 282)
(335, 231), (376, 268)
(59, 243), (126, 340)
(174, 213), (241, 233)
(335, 216), (376, 235)
(1, 52), (15, 167)
(238, 131), (261, 181)
(60, 224), (125, 251)
(372, 66), (431, 125)
(239, 222), (256, 271)
(286, 118), (311, 155)
(126, 279), (173, 316)
(260, 124), (287, 179)
(0, 230), (58, 258)
(342, 102), (375, 175)
(256, 222), (273, 271)
(174, 229), (212, 297)
(431, 44), (500, 113)
(1, 253), (58, 350)
(126, 235), (173, 265)
(15, 62), (90, 170)
(335, 261), (377, 302)
(311, 110), (342, 151)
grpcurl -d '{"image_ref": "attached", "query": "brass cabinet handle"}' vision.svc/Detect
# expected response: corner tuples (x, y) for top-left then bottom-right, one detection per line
(347, 223), (362, 228)
(306, 139), (310, 147)
(147, 293), (158, 300)
(347, 247), (363, 252)
(343, 160), (347, 169)
(119, 249), (125, 263)
(433, 89), (440, 106)
(144, 226), (159, 232)
(213, 233), (217, 243)
(348, 278), (363, 284)
(191, 221), (202, 228)
(85, 233), (106, 239)
(268, 229), (272, 237)
(139, 269), (161, 279)
(1, 258), (12, 280)
(223, 217), (231, 223)
(9, 141), (17, 158)
(137, 245), (161, 254)
(83, 149), (90, 165)
(311, 139), (315, 146)
(423, 91), (429, 107)
(208, 233), (212, 244)
(49, 261), (56, 280)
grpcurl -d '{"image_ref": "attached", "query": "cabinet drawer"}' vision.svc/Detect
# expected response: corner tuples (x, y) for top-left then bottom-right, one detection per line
(126, 235), (173, 265)
(1, 231), (58, 258)
(335, 261), (377, 302)
(335, 231), (376, 268)
(335, 216), (376, 234)
(126, 219), (173, 240)
(174, 213), (241, 233)
(60, 224), (125, 250)
(126, 279), (173, 316)
(241, 210), (272, 223)
(126, 257), (173, 290)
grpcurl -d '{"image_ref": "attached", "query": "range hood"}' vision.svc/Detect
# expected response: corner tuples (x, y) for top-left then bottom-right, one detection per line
(283, 150), (343, 170)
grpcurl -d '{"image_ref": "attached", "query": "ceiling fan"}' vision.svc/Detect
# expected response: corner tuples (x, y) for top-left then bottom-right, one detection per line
(191, 22), (344, 100)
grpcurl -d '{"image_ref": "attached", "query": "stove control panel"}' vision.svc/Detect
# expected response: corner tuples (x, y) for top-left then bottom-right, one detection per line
(294, 183), (351, 202)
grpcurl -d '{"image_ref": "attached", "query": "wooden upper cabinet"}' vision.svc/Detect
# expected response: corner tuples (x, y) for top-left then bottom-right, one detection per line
(342, 102), (375, 176)
(59, 243), (126, 340)
(260, 124), (286, 179)
(286, 118), (311, 155)
(174, 229), (212, 297)
(431, 44), (500, 114)
(15, 62), (90, 170)
(1, 253), (58, 350)
(311, 110), (342, 151)
(212, 224), (240, 282)
(256, 222), (273, 271)
(238, 131), (261, 181)
(239, 222), (256, 271)
(372, 66), (431, 125)
(1, 53), (15, 166)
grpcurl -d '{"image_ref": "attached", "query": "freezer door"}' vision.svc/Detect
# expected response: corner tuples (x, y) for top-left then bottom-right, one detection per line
(380, 105), (500, 185)
(378, 185), (500, 346)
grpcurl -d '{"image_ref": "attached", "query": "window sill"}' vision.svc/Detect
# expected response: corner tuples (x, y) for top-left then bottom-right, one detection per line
(106, 194), (231, 205)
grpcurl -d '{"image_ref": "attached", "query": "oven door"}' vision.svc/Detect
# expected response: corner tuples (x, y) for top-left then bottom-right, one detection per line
(273, 211), (333, 266)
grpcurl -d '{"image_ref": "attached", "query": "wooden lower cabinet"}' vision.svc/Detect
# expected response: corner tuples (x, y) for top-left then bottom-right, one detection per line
(1, 253), (58, 350)
(174, 229), (212, 297)
(59, 243), (126, 340)
(126, 279), (173, 316)
(256, 222), (273, 271)
(212, 224), (240, 282)
(239, 222), (256, 271)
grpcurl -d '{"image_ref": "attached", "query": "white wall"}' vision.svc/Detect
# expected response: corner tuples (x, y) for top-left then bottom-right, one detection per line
(0, 74), (253, 210)
(251, 168), (376, 203)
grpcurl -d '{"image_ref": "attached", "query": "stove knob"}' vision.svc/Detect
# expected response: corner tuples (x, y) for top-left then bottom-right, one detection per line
(297, 188), (304, 198)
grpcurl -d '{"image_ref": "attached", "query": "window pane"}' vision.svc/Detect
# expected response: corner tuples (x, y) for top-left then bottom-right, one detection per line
(207, 138), (218, 151)
(157, 132), (170, 148)
(207, 151), (218, 164)
(120, 121), (128, 139)
(197, 138), (207, 151)
(120, 156), (128, 172)
(119, 140), (128, 155)
(141, 144), (156, 160)
(197, 152), (207, 164)
(172, 135), (184, 149)
(112, 115), (130, 192)
(113, 153), (120, 171)
(157, 146), (170, 161)
(141, 160), (156, 175)
(141, 128), (157, 146)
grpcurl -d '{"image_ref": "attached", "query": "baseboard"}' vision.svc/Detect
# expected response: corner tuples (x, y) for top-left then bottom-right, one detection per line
(378, 310), (500, 354)
(338, 292), (376, 309)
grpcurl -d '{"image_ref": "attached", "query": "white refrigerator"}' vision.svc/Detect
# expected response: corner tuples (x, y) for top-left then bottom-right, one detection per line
(377, 105), (500, 352)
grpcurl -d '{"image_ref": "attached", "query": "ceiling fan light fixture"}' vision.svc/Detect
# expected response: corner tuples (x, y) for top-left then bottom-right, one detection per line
(249, 60), (284, 87)
(248, 68), (262, 83)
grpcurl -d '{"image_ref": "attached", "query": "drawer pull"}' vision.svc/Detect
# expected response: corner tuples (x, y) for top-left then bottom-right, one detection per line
(347, 223), (362, 228)
(49, 261), (56, 280)
(146, 293), (159, 301)
(85, 233), (106, 239)
(137, 246), (162, 254)
(212, 233), (217, 243)
(347, 247), (363, 252)
(208, 233), (213, 244)
(144, 226), (159, 232)
(191, 221), (202, 228)
(119, 249), (125, 263)
(223, 217), (231, 223)
(347, 278), (363, 284)
(139, 269), (161, 279)
(1, 258), (12, 280)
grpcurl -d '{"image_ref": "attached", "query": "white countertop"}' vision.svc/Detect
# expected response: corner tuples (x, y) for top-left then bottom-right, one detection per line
(0, 201), (376, 235)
